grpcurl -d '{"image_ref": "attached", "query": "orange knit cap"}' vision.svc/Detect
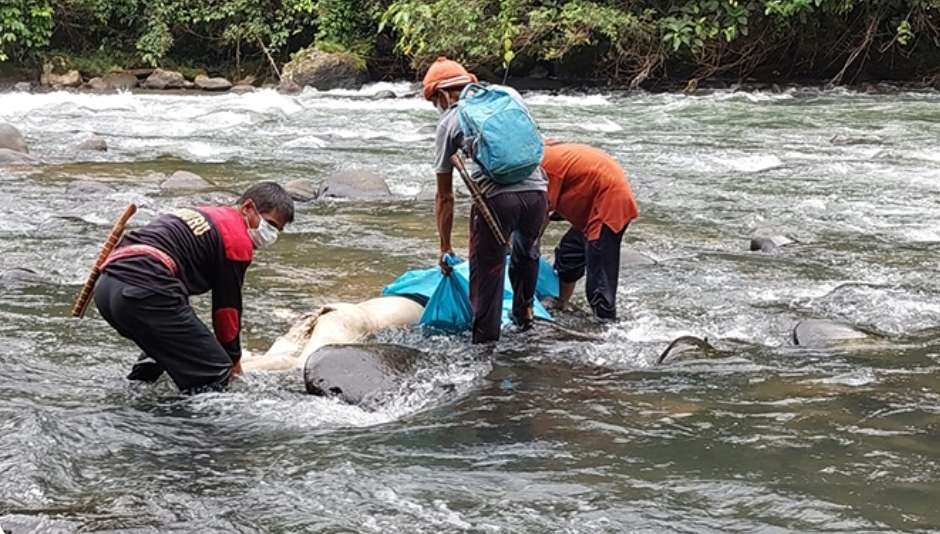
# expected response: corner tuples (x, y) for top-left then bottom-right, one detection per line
(422, 56), (478, 101)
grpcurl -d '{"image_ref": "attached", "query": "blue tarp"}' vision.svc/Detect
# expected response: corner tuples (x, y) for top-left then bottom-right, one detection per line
(382, 255), (559, 333)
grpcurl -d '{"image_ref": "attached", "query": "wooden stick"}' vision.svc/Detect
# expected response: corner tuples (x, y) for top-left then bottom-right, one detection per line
(450, 154), (509, 248)
(71, 203), (138, 318)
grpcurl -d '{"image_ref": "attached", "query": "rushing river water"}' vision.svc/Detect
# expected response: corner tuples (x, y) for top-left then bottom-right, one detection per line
(1, 84), (940, 532)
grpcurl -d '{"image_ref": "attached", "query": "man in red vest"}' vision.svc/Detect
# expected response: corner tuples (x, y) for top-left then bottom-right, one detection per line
(541, 142), (639, 320)
(94, 182), (294, 393)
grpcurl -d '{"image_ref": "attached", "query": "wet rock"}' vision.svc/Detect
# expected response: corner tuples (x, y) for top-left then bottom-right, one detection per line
(372, 89), (396, 100)
(750, 229), (795, 252)
(231, 84), (255, 94)
(0, 123), (28, 153)
(530, 65), (550, 79)
(195, 74), (232, 92)
(318, 170), (391, 199)
(657, 335), (716, 365)
(161, 170), (211, 191)
(75, 135), (108, 152)
(142, 68), (186, 90)
(281, 48), (367, 91)
(67, 180), (114, 196)
(86, 77), (110, 91)
(236, 75), (257, 86)
(182, 80), (196, 90)
(13, 81), (32, 92)
(792, 319), (870, 347)
(278, 78), (303, 94)
(0, 267), (44, 287)
(621, 248), (657, 266)
(285, 179), (319, 202)
(41, 67), (82, 88)
(102, 71), (139, 91)
(127, 68), (154, 79)
(0, 148), (36, 165)
(304, 343), (422, 407)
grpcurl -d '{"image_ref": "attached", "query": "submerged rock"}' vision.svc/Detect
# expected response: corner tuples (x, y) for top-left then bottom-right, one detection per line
(621, 248), (657, 266)
(830, 135), (883, 146)
(13, 81), (32, 92)
(75, 135), (108, 152)
(0, 267), (44, 287)
(281, 48), (367, 91)
(142, 69), (186, 90)
(792, 319), (870, 347)
(67, 180), (114, 196)
(657, 335), (716, 365)
(372, 89), (396, 100)
(285, 178), (318, 202)
(0, 123), (28, 153)
(318, 170), (391, 199)
(161, 170), (211, 191)
(304, 343), (422, 407)
(195, 75), (232, 92)
(0, 148), (37, 165)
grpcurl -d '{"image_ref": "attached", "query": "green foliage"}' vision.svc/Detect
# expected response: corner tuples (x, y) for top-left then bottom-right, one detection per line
(1, 0), (939, 84)
(0, 0), (53, 62)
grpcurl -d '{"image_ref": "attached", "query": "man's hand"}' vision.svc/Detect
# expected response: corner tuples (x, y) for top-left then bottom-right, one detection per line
(439, 250), (455, 275)
(231, 360), (243, 379)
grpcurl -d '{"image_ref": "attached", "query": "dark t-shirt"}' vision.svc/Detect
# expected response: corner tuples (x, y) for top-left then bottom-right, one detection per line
(102, 206), (252, 362)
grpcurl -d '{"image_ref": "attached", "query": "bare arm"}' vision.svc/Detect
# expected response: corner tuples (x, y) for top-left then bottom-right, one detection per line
(436, 171), (455, 255)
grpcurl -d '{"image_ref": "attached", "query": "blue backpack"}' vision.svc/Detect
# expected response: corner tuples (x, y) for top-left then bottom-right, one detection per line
(457, 83), (543, 185)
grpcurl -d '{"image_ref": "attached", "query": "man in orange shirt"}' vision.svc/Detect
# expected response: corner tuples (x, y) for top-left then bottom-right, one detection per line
(541, 142), (638, 320)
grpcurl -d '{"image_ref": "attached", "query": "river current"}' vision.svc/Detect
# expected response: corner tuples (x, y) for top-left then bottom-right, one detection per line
(1, 84), (939, 532)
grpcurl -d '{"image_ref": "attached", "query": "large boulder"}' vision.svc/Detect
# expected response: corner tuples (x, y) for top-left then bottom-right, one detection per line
(318, 170), (391, 200)
(0, 124), (28, 153)
(161, 170), (211, 191)
(40, 66), (81, 88)
(142, 69), (186, 90)
(281, 48), (367, 91)
(194, 74), (232, 92)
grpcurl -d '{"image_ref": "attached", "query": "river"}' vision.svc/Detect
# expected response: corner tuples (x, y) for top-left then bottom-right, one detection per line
(1, 84), (939, 532)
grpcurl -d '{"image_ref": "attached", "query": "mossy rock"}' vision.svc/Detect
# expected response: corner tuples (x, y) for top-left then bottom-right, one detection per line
(282, 47), (368, 91)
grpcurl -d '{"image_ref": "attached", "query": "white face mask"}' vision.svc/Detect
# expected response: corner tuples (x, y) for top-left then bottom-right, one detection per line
(248, 217), (279, 249)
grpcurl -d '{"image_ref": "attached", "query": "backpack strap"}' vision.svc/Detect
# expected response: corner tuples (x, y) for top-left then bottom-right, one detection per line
(459, 83), (487, 100)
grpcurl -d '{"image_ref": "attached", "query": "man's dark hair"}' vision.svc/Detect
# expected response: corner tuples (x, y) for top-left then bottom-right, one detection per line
(239, 182), (295, 224)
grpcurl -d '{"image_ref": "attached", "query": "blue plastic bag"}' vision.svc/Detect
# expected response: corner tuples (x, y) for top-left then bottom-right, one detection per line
(382, 255), (559, 332)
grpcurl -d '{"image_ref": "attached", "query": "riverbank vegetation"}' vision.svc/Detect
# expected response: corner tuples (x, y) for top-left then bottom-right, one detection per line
(2, 0), (939, 87)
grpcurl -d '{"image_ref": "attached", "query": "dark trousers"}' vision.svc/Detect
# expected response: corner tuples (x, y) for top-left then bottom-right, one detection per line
(554, 224), (626, 320)
(469, 190), (547, 343)
(94, 273), (233, 394)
